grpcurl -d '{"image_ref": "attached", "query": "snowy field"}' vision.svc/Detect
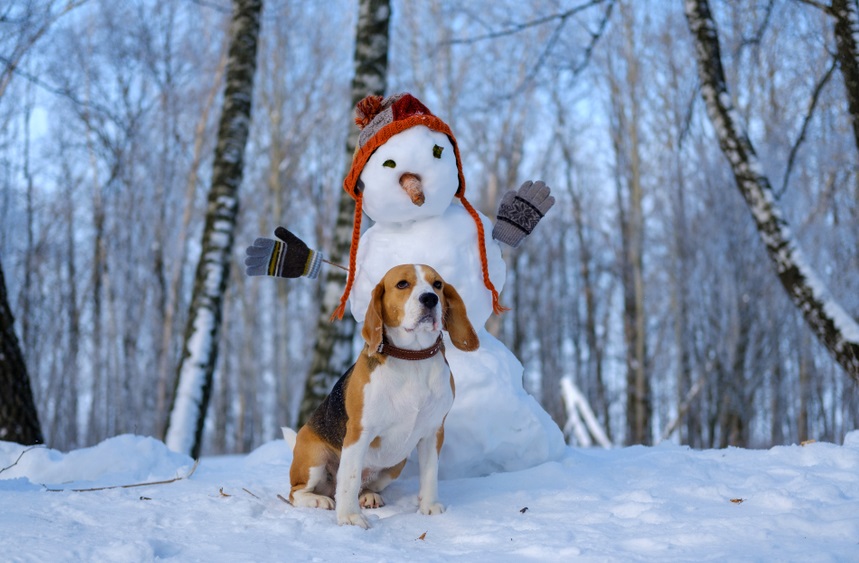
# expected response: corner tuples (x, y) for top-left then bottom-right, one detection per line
(2, 433), (858, 562)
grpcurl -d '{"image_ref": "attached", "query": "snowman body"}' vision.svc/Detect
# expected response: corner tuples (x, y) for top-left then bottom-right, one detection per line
(350, 126), (565, 478)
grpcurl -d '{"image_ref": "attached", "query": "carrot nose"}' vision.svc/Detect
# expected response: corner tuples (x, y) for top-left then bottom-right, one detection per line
(399, 173), (424, 206)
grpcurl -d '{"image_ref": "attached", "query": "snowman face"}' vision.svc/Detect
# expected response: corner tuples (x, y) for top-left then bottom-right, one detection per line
(360, 126), (459, 224)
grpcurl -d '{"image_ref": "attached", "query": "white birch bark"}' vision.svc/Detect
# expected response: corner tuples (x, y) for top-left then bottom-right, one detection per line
(298, 0), (391, 425)
(165, 0), (263, 457)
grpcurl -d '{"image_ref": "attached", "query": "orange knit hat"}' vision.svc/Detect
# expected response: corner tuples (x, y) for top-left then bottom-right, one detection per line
(330, 93), (505, 321)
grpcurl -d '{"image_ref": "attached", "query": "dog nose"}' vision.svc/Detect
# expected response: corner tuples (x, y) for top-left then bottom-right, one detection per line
(419, 292), (439, 309)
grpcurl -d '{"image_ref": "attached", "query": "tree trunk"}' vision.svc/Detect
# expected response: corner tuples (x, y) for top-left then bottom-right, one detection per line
(164, 0), (263, 458)
(0, 259), (43, 445)
(155, 45), (228, 440)
(831, 0), (859, 153)
(298, 0), (391, 426)
(610, 1), (651, 445)
(685, 0), (859, 384)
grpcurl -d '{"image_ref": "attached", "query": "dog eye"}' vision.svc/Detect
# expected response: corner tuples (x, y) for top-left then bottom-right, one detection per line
(383, 159), (396, 168)
(433, 280), (443, 289)
(432, 145), (443, 159)
(396, 280), (410, 289)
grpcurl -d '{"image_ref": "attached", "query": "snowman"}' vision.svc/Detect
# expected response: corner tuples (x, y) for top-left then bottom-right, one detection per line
(248, 93), (565, 478)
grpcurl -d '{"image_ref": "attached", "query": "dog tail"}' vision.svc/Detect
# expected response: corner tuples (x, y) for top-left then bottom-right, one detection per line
(281, 427), (297, 450)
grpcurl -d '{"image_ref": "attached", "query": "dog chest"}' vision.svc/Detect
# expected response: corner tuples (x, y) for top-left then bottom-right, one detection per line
(360, 358), (453, 467)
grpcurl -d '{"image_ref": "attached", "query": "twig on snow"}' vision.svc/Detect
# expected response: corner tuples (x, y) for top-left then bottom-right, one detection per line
(44, 458), (200, 493)
(0, 445), (45, 476)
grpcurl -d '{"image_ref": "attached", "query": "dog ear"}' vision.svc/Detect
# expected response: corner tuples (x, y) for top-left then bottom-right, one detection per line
(443, 282), (479, 351)
(362, 279), (386, 356)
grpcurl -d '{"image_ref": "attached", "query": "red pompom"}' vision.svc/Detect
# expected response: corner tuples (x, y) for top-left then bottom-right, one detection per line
(354, 95), (384, 129)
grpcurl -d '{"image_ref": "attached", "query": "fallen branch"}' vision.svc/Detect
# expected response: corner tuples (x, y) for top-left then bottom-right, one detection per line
(0, 445), (45, 476)
(44, 459), (200, 493)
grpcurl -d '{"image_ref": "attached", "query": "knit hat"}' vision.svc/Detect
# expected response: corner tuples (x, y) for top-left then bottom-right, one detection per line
(331, 93), (505, 321)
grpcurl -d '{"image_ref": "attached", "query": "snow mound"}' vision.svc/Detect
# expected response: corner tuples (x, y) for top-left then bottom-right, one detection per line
(440, 330), (566, 478)
(0, 434), (194, 489)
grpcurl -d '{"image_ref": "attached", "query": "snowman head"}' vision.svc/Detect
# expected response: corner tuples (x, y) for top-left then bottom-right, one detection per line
(360, 126), (458, 223)
(331, 93), (505, 321)
(344, 93), (466, 205)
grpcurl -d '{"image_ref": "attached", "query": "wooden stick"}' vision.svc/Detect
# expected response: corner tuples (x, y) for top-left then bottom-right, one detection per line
(323, 258), (348, 272)
(0, 445), (44, 476)
(45, 458), (200, 493)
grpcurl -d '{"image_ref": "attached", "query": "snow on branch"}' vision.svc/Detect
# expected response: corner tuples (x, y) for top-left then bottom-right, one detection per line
(684, 0), (859, 383)
(561, 377), (611, 448)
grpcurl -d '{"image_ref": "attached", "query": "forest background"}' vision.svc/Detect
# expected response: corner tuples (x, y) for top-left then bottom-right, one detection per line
(2, 0), (857, 456)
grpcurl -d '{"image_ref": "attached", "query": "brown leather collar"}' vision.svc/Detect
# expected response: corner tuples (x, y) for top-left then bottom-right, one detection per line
(377, 332), (444, 361)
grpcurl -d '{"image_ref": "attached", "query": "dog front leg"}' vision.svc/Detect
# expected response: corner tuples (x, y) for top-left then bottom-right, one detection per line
(335, 432), (371, 529)
(416, 431), (444, 515)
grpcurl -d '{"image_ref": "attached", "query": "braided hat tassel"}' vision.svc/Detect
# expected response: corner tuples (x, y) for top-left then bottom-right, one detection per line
(459, 194), (508, 315)
(330, 193), (363, 321)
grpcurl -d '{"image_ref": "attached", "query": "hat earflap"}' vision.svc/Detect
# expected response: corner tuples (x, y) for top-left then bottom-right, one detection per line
(458, 194), (507, 315)
(330, 193), (363, 321)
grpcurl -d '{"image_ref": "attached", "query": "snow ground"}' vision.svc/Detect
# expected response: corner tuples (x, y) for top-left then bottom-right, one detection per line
(2, 433), (858, 562)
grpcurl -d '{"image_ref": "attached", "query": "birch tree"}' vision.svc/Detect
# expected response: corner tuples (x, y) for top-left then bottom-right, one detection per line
(165, 0), (262, 457)
(298, 0), (390, 426)
(685, 0), (859, 384)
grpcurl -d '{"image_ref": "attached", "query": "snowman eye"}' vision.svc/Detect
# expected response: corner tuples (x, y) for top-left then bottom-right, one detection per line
(432, 145), (443, 159)
(383, 159), (396, 168)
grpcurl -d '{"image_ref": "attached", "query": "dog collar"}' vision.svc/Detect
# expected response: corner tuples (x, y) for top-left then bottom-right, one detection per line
(377, 333), (444, 361)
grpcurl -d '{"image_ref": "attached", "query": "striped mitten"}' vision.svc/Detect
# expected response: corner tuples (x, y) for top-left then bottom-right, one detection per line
(245, 227), (323, 279)
(492, 180), (555, 248)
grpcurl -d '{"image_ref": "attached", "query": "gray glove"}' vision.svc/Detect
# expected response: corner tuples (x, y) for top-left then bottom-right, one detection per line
(245, 227), (323, 279)
(492, 180), (555, 248)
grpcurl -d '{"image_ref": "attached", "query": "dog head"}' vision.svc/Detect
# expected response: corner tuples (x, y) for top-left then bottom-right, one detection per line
(361, 264), (479, 357)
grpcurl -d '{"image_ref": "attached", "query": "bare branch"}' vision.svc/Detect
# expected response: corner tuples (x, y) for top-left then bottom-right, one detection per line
(779, 55), (838, 198)
(491, 0), (616, 102)
(740, 0), (776, 49)
(0, 445), (44, 476)
(678, 84), (700, 149)
(659, 376), (706, 442)
(794, 0), (835, 15)
(0, 0), (90, 100)
(446, 0), (610, 45)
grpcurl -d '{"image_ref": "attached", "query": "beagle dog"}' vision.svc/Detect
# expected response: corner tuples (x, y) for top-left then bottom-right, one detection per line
(289, 264), (479, 528)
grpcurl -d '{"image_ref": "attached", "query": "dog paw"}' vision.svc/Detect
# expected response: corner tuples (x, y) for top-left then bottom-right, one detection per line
(419, 501), (445, 516)
(291, 492), (334, 510)
(337, 512), (370, 529)
(359, 491), (385, 509)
